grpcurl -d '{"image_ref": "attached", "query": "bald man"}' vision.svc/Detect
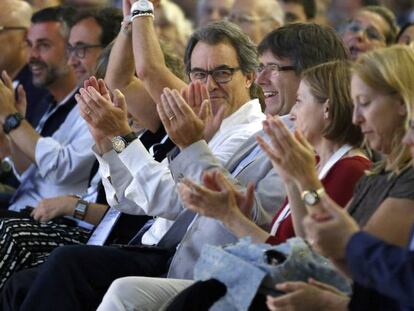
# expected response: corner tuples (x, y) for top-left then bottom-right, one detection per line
(228, 0), (284, 44)
(0, 0), (32, 80)
(197, 0), (235, 27)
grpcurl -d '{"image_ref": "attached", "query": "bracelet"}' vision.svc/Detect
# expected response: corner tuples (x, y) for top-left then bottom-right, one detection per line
(131, 11), (154, 21)
(121, 15), (132, 35)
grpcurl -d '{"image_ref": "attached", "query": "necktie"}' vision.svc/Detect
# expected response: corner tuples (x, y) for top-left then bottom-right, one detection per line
(156, 209), (196, 249)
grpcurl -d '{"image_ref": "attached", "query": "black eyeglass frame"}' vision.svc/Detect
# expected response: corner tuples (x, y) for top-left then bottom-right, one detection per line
(188, 66), (242, 84)
(66, 43), (103, 59)
(256, 63), (296, 74)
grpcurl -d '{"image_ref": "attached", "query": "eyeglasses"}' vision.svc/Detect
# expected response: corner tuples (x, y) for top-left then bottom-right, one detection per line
(0, 26), (27, 33)
(344, 21), (386, 42)
(66, 43), (103, 59)
(226, 15), (273, 24)
(256, 63), (296, 75)
(189, 66), (241, 84)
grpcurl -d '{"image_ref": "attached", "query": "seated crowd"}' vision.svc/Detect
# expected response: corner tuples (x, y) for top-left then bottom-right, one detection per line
(0, 0), (413, 310)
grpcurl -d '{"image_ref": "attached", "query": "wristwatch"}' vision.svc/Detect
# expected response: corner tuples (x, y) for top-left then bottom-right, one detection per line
(73, 198), (89, 220)
(130, 0), (154, 20)
(111, 132), (138, 153)
(301, 188), (325, 206)
(3, 112), (24, 134)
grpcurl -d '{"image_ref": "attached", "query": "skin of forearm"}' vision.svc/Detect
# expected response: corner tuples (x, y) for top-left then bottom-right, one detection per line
(8, 121), (40, 172)
(105, 28), (161, 132)
(83, 203), (109, 225)
(9, 140), (32, 173)
(105, 30), (135, 91)
(285, 181), (308, 238)
(297, 173), (324, 193)
(56, 198), (108, 226)
(223, 208), (271, 243)
(132, 17), (165, 80)
(95, 138), (113, 156)
(131, 16), (186, 105)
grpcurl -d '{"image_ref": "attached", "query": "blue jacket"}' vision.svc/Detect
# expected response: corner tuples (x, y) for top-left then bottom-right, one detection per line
(347, 228), (414, 310)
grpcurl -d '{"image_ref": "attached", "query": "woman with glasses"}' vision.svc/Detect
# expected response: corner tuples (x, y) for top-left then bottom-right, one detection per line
(341, 5), (398, 60)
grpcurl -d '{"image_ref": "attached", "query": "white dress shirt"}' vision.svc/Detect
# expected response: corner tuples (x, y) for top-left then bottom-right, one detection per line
(8, 91), (95, 211)
(96, 99), (265, 244)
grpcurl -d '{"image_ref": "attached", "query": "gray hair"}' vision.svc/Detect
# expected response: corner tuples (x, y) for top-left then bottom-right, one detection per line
(184, 20), (258, 75)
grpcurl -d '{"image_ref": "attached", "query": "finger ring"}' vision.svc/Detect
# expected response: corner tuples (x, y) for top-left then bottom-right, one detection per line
(168, 115), (175, 121)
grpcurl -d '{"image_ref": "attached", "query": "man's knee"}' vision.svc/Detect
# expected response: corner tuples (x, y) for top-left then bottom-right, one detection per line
(47, 245), (89, 267)
(107, 277), (139, 300)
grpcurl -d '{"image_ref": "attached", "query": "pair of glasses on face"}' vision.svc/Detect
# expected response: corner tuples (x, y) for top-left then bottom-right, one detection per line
(66, 43), (103, 59)
(189, 66), (241, 84)
(256, 63), (296, 75)
(345, 22), (386, 42)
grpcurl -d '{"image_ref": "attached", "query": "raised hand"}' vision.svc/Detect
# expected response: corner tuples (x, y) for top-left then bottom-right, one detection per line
(15, 85), (27, 117)
(178, 169), (255, 221)
(257, 115), (318, 188)
(76, 78), (131, 144)
(181, 81), (224, 142)
(303, 196), (359, 259)
(158, 87), (204, 149)
(0, 71), (19, 120)
(199, 98), (226, 143)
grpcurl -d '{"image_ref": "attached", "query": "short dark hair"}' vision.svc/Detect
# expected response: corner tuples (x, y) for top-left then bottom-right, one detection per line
(258, 23), (349, 74)
(360, 6), (399, 45)
(280, 0), (316, 20)
(302, 60), (363, 146)
(397, 22), (414, 43)
(184, 21), (258, 75)
(184, 21), (259, 99)
(70, 7), (123, 47)
(31, 6), (76, 38)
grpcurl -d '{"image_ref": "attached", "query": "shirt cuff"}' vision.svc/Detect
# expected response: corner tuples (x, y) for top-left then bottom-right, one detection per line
(118, 138), (153, 174)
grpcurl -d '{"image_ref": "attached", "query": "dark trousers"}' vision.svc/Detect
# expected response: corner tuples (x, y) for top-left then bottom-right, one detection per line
(0, 244), (173, 311)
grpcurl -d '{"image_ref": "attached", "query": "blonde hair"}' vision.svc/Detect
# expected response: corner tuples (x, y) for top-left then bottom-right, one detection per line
(352, 45), (414, 175)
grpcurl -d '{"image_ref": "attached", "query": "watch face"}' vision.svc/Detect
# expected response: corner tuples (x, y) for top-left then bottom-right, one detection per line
(112, 137), (126, 153)
(8, 117), (19, 128)
(304, 192), (317, 205)
(137, 0), (152, 10)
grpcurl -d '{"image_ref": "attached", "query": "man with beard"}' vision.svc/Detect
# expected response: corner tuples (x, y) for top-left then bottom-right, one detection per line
(0, 0), (49, 128)
(0, 6), (95, 213)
